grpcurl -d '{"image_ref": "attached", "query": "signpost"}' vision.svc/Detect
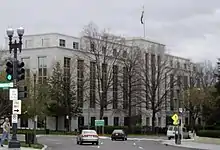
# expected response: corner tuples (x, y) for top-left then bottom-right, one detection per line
(12, 100), (21, 115)
(10, 88), (18, 100)
(95, 120), (105, 135)
(11, 114), (18, 124)
(171, 113), (181, 145)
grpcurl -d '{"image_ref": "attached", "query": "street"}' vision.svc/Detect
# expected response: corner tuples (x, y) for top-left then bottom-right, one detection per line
(37, 135), (194, 150)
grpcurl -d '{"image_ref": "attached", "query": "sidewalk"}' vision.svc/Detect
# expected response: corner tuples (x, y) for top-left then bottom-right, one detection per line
(0, 145), (41, 149)
(162, 139), (220, 150)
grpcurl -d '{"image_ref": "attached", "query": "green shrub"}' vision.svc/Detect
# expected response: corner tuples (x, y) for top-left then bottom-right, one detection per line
(197, 130), (220, 138)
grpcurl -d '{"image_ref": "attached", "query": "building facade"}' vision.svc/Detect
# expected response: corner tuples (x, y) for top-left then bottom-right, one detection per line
(1, 33), (200, 131)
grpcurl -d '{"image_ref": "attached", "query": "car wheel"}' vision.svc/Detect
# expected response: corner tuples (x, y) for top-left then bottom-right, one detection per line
(96, 142), (99, 145)
(111, 138), (114, 141)
(168, 137), (171, 140)
(76, 141), (79, 144)
(125, 138), (127, 141)
(79, 141), (83, 145)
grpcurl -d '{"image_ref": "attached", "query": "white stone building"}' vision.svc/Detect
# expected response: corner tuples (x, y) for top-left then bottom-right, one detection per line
(0, 32), (199, 131)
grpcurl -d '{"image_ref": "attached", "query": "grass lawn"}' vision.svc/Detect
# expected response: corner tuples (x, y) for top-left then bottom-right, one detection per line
(3, 140), (44, 149)
(195, 137), (220, 145)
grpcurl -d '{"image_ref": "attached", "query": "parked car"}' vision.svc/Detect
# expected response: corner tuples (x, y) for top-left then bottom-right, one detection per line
(111, 129), (127, 141)
(76, 129), (99, 145)
(167, 125), (190, 140)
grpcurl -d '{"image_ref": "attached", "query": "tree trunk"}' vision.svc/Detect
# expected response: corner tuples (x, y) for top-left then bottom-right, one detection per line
(99, 106), (104, 120)
(68, 117), (72, 132)
(128, 76), (132, 130)
(152, 110), (156, 133)
(55, 116), (58, 131)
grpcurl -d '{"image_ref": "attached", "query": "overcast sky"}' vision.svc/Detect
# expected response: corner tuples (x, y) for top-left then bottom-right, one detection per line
(0, 0), (220, 63)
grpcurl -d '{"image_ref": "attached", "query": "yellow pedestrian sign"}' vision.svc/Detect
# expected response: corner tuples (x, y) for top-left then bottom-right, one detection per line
(171, 114), (179, 125)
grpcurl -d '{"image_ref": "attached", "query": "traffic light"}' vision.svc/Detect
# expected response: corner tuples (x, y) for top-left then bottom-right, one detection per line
(6, 61), (13, 81)
(17, 61), (25, 81)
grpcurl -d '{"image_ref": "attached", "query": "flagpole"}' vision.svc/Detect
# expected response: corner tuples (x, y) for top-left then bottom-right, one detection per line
(143, 19), (146, 38)
(142, 5), (146, 38)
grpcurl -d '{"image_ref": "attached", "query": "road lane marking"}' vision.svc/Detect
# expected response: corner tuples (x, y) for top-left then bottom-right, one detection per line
(138, 146), (143, 149)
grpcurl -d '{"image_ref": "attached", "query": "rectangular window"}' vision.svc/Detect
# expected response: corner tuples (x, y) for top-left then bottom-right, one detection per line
(145, 53), (149, 109)
(102, 63), (107, 109)
(177, 61), (180, 68)
(64, 57), (71, 82)
(170, 74), (174, 111)
(146, 117), (150, 126)
(20, 116), (28, 127)
(183, 76), (188, 89)
(123, 67), (128, 109)
(91, 117), (96, 126)
(73, 42), (79, 49)
(103, 117), (108, 126)
(77, 59), (84, 108)
(113, 117), (119, 126)
(113, 49), (117, 56)
(90, 62), (96, 108)
(158, 117), (161, 127)
(25, 40), (33, 48)
(59, 39), (66, 47)
(124, 117), (129, 126)
(78, 117), (84, 128)
(113, 65), (118, 109)
(42, 38), (50, 47)
(38, 56), (47, 84)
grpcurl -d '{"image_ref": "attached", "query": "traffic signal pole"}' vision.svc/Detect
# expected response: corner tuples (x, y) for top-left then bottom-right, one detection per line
(8, 37), (20, 149)
(7, 28), (24, 149)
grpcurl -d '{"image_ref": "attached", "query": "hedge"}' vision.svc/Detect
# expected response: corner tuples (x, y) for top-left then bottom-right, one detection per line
(4, 126), (167, 135)
(197, 130), (220, 138)
(79, 125), (167, 134)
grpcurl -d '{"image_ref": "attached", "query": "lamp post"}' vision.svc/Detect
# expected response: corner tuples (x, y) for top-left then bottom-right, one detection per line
(7, 27), (24, 148)
(33, 69), (37, 144)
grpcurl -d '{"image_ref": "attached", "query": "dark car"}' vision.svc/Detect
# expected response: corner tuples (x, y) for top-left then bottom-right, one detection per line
(111, 129), (127, 141)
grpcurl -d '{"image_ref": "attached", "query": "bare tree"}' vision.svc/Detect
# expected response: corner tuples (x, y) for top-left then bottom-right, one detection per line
(116, 45), (143, 128)
(139, 51), (177, 132)
(197, 61), (218, 125)
(182, 87), (212, 129)
(81, 23), (126, 119)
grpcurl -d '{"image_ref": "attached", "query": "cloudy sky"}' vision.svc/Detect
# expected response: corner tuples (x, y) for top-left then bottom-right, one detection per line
(0, 0), (220, 63)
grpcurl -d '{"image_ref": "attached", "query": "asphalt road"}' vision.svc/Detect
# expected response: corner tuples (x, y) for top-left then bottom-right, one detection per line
(37, 135), (194, 150)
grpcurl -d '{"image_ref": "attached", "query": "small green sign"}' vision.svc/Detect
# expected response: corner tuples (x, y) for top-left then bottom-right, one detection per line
(0, 82), (13, 88)
(95, 120), (104, 126)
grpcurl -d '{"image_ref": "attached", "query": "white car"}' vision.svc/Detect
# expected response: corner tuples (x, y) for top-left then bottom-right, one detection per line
(167, 125), (190, 140)
(76, 130), (99, 145)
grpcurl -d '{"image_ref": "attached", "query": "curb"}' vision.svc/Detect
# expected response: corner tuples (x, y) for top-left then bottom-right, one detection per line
(161, 141), (208, 150)
(41, 144), (48, 150)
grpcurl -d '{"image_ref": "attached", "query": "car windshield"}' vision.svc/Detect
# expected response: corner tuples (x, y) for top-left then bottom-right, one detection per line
(113, 130), (124, 133)
(82, 130), (97, 134)
(168, 126), (173, 130)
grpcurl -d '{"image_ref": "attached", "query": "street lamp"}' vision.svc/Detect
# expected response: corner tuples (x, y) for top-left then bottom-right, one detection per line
(6, 27), (24, 149)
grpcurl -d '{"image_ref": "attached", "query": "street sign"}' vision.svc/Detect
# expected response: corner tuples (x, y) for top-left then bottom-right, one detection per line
(0, 82), (13, 88)
(95, 120), (104, 126)
(12, 100), (21, 114)
(11, 114), (18, 123)
(171, 113), (179, 125)
(9, 88), (18, 100)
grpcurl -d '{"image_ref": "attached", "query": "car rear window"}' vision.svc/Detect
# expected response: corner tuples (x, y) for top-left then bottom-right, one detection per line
(82, 130), (97, 134)
(113, 130), (124, 133)
(168, 126), (173, 130)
